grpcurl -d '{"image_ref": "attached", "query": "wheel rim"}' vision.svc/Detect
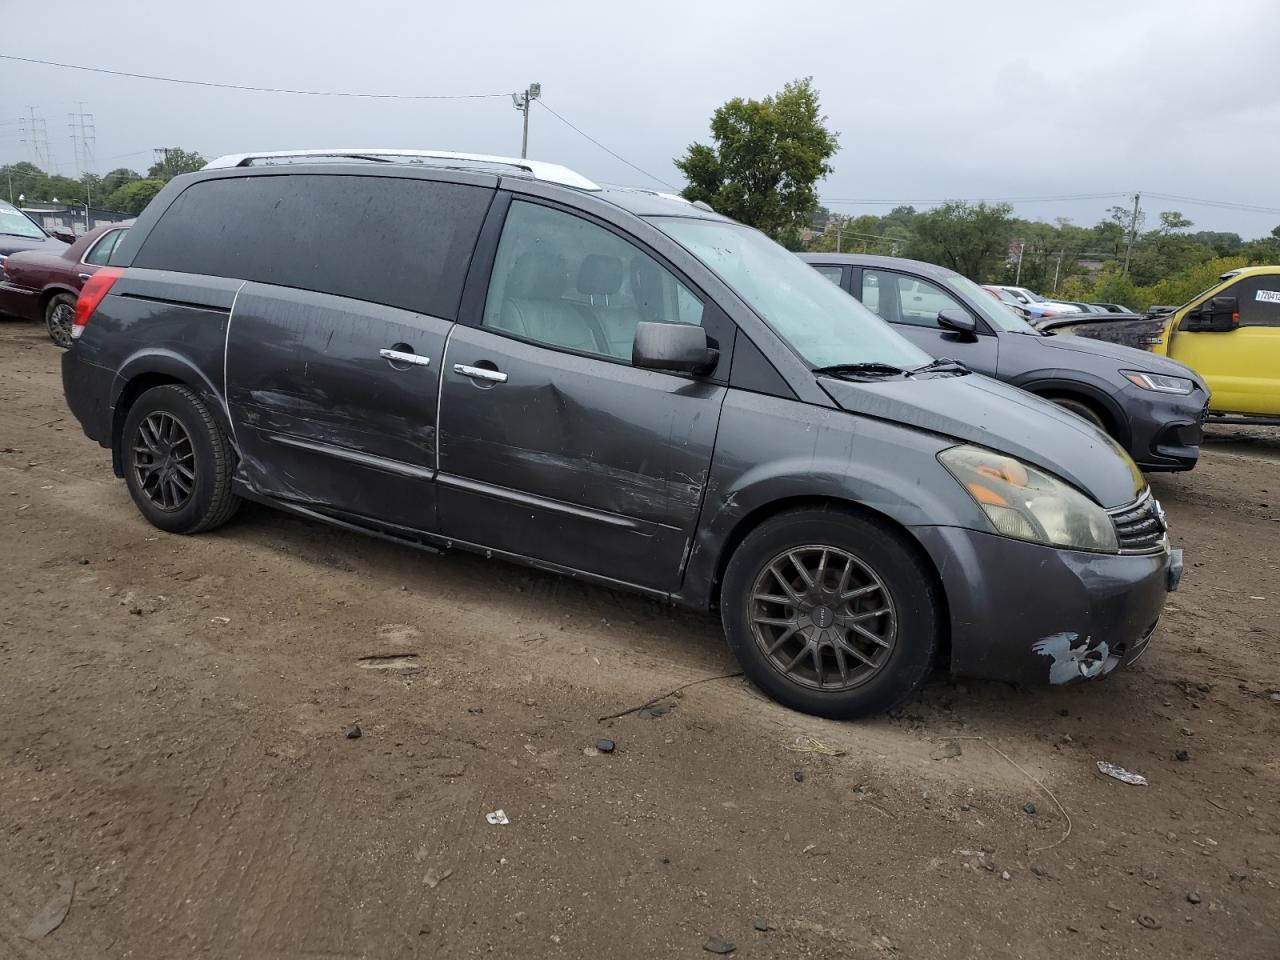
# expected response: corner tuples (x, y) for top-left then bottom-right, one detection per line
(132, 411), (196, 511)
(747, 544), (898, 691)
(48, 302), (74, 345)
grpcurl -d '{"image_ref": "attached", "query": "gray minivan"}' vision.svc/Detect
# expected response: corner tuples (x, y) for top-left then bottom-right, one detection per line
(62, 149), (1181, 718)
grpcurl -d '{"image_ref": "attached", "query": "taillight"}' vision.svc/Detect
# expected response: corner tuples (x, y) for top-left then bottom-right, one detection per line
(72, 267), (123, 340)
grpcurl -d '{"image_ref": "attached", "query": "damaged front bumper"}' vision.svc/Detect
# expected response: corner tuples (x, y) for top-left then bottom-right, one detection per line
(912, 526), (1180, 686)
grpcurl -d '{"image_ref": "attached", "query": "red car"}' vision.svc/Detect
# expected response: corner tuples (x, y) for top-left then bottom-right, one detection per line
(0, 221), (132, 347)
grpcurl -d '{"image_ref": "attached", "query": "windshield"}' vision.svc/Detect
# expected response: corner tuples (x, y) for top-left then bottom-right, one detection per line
(947, 275), (1038, 333)
(654, 218), (929, 370)
(0, 206), (46, 240)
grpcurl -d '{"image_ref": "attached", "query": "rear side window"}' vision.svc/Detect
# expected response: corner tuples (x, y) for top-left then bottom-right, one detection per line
(83, 228), (125, 266)
(1228, 276), (1280, 328)
(132, 174), (491, 318)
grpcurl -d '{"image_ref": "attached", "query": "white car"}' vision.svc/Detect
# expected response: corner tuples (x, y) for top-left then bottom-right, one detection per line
(991, 285), (1081, 316)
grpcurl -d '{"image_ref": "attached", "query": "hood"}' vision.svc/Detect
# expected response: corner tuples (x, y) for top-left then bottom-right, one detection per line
(1036, 329), (1201, 380)
(819, 373), (1144, 508)
(0, 234), (58, 257)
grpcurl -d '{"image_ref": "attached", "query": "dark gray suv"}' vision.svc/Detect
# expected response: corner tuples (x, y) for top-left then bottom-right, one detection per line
(801, 253), (1209, 471)
(62, 150), (1182, 718)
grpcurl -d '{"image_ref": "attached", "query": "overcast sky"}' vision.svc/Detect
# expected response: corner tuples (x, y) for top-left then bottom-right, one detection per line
(3, 0), (1278, 237)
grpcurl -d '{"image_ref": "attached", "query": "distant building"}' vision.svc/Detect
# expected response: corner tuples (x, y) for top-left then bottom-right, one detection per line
(20, 202), (131, 235)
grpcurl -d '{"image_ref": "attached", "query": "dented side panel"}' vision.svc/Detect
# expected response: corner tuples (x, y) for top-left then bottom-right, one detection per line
(226, 283), (451, 531)
(436, 324), (726, 591)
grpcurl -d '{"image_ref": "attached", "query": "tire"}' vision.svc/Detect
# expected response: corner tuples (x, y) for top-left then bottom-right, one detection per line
(721, 508), (942, 719)
(1050, 396), (1107, 432)
(121, 384), (241, 534)
(45, 293), (76, 349)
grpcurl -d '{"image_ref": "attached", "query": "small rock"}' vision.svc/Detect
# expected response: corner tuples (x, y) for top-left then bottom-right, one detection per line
(793, 771), (804, 782)
(931, 741), (962, 761)
(1106, 901), (1123, 913)
(1269, 693), (1280, 704)
(703, 935), (736, 954)
(960, 803), (973, 812)
(467, 706), (483, 714)
(1180, 726), (1194, 736)
(1001, 870), (1011, 881)
(596, 739), (615, 754)
(1023, 802), (1037, 815)
(345, 724), (362, 739)
(752, 918), (772, 932)
(423, 868), (453, 889)
(1187, 892), (1201, 904)
(1175, 750), (1190, 762)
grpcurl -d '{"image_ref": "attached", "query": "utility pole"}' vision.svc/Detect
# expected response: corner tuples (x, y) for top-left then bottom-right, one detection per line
(511, 83), (541, 159)
(1052, 249), (1064, 293)
(1122, 192), (1141, 277)
(1014, 242), (1026, 285)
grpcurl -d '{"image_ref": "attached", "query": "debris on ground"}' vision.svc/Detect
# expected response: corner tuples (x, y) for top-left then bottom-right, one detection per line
(1138, 914), (1161, 929)
(345, 724), (362, 739)
(752, 918), (772, 932)
(485, 809), (509, 825)
(1187, 892), (1202, 904)
(596, 739), (616, 754)
(702, 934), (736, 954)
(423, 868), (453, 889)
(786, 735), (846, 757)
(1175, 750), (1191, 762)
(21, 877), (74, 940)
(793, 771), (805, 782)
(931, 741), (963, 761)
(1096, 761), (1147, 785)
(1023, 802), (1037, 815)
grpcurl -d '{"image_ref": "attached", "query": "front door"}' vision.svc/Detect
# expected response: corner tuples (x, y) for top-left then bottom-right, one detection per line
(436, 198), (729, 592)
(1169, 274), (1280, 416)
(858, 268), (1000, 374)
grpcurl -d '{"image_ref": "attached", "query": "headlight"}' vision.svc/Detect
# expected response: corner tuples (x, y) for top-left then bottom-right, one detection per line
(1122, 370), (1194, 395)
(939, 445), (1118, 553)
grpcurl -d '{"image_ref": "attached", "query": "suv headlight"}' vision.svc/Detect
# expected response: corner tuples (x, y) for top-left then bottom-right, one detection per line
(939, 445), (1118, 554)
(1122, 370), (1195, 395)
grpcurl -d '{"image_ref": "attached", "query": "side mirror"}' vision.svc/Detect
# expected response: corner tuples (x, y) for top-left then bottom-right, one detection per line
(633, 321), (719, 374)
(937, 308), (978, 336)
(50, 229), (76, 244)
(1183, 296), (1238, 333)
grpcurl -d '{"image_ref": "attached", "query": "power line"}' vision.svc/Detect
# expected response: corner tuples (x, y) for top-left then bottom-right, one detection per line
(821, 192), (1131, 206)
(534, 100), (677, 190)
(1144, 191), (1280, 216)
(0, 53), (512, 100)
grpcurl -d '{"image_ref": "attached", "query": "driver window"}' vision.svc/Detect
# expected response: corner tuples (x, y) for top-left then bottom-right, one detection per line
(483, 201), (704, 361)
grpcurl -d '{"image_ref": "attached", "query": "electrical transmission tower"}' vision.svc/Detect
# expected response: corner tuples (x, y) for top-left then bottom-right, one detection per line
(69, 103), (96, 177)
(19, 107), (53, 171)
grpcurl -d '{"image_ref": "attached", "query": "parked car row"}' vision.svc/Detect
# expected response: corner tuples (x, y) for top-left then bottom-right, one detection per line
(59, 148), (1183, 720)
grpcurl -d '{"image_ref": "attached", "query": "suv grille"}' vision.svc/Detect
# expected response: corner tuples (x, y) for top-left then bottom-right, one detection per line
(1109, 491), (1168, 555)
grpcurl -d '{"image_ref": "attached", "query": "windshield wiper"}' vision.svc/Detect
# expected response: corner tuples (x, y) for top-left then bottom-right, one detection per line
(909, 358), (970, 376)
(812, 362), (908, 378)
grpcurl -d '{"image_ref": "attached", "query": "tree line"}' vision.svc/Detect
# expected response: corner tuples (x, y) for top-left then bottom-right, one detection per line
(2, 148), (206, 216)
(676, 79), (1279, 311)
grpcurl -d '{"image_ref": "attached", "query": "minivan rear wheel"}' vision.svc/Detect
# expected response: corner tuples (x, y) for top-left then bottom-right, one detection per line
(122, 384), (241, 534)
(721, 509), (941, 719)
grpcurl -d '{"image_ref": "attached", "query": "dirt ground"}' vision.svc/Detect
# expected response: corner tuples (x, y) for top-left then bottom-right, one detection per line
(1, 320), (1277, 960)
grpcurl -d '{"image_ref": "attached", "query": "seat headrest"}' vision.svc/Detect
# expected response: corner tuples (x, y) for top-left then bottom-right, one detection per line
(507, 251), (568, 299)
(577, 254), (624, 297)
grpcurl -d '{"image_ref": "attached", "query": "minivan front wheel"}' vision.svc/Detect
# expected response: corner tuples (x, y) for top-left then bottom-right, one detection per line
(721, 509), (941, 719)
(122, 384), (241, 534)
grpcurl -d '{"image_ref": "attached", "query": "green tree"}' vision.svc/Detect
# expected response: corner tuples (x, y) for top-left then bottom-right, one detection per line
(100, 167), (143, 197)
(1131, 256), (1248, 312)
(1092, 267), (1138, 310)
(104, 179), (165, 215)
(902, 201), (1015, 281)
(676, 78), (839, 244)
(147, 148), (206, 182)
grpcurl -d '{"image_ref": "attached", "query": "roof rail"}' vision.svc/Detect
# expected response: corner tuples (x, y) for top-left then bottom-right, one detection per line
(202, 149), (600, 191)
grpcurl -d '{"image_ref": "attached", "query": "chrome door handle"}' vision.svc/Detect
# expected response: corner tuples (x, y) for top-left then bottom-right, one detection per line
(453, 363), (507, 384)
(379, 348), (431, 367)
(78, 273), (92, 281)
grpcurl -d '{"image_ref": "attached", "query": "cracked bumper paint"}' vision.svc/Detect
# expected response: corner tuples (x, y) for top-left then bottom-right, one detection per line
(912, 526), (1175, 686)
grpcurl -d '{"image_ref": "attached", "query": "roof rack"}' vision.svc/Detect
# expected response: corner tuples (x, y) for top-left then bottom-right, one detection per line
(202, 149), (600, 191)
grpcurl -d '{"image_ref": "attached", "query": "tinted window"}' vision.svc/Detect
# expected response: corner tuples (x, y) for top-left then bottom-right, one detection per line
(812, 264), (843, 285)
(133, 174), (491, 318)
(1230, 276), (1280, 328)
(483, 200), (703, 361)
(83, 228), (125, 266)
(861, 270), (966, 327)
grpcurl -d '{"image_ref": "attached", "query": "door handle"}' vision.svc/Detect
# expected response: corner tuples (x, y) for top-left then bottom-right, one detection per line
(78, 273), (92, 281)
(453, 363), (507, 384)
(379, 348), (431, 367)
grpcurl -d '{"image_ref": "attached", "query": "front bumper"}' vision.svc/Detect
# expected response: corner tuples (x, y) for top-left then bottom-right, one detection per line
(912, 526), (1177, 686)
(1124, 384), (1208, 472)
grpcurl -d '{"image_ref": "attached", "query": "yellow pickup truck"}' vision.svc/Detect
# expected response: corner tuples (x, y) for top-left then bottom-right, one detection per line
(1046, 265), (1280, 424)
